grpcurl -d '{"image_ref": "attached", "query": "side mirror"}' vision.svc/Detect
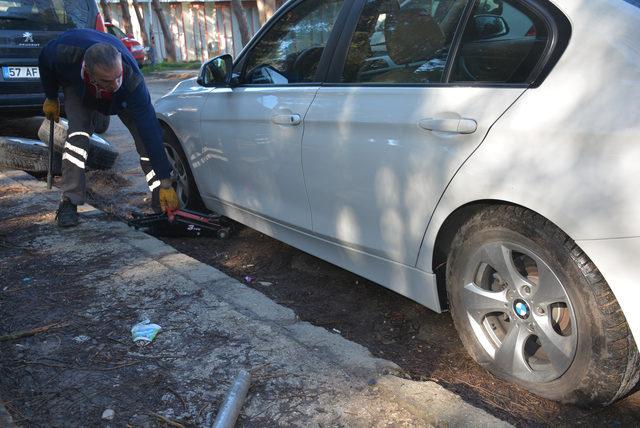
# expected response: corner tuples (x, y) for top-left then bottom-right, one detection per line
(473, 15), (509, 40)
(197, 54), (233, 87)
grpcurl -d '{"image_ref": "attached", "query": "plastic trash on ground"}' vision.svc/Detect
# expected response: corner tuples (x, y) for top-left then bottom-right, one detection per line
(131, 320), (161, 346)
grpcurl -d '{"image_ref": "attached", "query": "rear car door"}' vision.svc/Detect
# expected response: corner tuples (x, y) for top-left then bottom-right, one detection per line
(301, 0), (550, 266)
(198, 0), (347, 231)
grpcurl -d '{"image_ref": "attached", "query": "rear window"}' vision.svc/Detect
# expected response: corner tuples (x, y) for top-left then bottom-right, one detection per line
(0, 0), (90, 30)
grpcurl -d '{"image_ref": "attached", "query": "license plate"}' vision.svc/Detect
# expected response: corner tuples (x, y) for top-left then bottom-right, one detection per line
(2, 66), (40, 79)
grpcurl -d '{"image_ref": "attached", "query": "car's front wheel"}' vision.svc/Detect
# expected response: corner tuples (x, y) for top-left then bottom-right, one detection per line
(162, 126), (205, 210)
(447, 205), (639, 405)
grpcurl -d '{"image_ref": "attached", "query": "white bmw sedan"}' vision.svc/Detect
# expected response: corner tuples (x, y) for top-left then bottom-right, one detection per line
(155, 0), (640, 406)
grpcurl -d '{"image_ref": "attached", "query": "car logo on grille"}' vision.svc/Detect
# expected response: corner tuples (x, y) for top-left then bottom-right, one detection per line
(18, 32), (39, 47)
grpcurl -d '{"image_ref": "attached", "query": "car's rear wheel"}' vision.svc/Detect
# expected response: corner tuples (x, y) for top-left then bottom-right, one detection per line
(446, 205), (639, 405)
(162, 126), (205, 210)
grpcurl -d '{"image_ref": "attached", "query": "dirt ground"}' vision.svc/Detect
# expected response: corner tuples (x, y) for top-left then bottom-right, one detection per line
(2, 104), (639, 425)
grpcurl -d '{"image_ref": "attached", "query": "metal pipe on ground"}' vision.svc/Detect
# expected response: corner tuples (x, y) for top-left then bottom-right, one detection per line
(212, 370), (251, 428)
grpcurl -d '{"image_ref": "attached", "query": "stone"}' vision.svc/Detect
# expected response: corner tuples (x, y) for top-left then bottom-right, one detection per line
(102, 408), (115, 420)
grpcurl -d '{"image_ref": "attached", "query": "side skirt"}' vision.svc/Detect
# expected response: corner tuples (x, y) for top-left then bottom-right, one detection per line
(203, 196), (442, 313)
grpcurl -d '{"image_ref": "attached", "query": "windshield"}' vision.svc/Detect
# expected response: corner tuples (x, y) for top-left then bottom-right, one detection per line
(0, 0), (89, 30)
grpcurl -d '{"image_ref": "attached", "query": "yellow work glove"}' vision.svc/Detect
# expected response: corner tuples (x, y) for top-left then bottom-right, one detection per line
(43, 98), (60, 122)
(159, 181), (180, 213)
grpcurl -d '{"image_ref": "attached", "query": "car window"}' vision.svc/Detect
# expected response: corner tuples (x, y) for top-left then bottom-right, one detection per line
(451, 0), (549, 84)
(108, 25), (127, 39)
(624, 0), (640, 8)
(341, 0), (468, 84)
(242, 0), (344, 85)
(0, 0), (89, 30)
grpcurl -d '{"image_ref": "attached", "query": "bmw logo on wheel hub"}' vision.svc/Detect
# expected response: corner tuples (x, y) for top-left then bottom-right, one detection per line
(514, 300), (530, 319)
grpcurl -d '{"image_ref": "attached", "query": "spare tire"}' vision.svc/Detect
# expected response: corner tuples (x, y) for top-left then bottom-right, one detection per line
(0, 137), (62, 175)
(86, 133), (118, 170)
(38, 118), (118, 170)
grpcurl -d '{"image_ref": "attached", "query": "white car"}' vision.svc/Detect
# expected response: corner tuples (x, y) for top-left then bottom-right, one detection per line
(155, 0), (640, 405)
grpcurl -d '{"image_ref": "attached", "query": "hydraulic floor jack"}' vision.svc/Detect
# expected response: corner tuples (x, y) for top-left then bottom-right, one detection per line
(128, 208), (232, 239)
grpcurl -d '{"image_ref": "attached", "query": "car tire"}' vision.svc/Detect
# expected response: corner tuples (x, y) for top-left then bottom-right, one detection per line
(446, 205), (639, 405)
(85, 134), (118, 171)
(38, 119), (118, 170)
(0, 137), (62, 175)
(93, 113), (110, 134)
(162, 126), (205, 210)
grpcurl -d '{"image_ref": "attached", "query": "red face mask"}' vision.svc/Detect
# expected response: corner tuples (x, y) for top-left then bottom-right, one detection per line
(81, 60), (123, 100)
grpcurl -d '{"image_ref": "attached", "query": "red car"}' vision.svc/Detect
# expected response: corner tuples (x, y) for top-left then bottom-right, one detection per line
(105, 22), (146, 67)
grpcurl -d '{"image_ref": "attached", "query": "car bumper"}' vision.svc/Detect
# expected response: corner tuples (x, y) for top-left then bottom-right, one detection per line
(0, 92), (46, 116)
(0, 92), (66, 117)
(578, 236), (640, 349)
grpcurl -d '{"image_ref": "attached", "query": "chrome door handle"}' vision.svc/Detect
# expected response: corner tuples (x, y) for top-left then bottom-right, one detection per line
(418, 118), (477, 134)
(271, 114), (302, 126)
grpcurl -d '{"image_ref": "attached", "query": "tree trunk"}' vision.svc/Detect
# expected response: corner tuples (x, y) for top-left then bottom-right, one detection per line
(99, 0), (112, 23)
(257, 0), (277, 26)
(151, 0), (176, 62)
(119, 0), (134, 35)
(131, 0), (149, 47)
(230, 0), (251, 48)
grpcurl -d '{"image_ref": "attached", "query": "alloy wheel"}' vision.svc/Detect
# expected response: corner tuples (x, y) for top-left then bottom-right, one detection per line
(461, 241), (577, 383)
(164, 143), (190, 207)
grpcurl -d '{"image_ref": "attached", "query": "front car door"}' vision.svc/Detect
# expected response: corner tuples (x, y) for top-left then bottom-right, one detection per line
(302, 0), (549, 268)
(198, 0), (347, 231)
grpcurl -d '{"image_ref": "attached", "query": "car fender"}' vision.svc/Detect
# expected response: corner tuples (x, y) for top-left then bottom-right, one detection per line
(155, 78), (209, 152)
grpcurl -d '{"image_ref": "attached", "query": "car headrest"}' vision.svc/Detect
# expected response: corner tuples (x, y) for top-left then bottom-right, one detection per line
(384, 10), (445, 65)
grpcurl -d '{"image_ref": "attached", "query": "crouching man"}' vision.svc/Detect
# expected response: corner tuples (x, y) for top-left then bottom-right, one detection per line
(39, 29), (179, 227)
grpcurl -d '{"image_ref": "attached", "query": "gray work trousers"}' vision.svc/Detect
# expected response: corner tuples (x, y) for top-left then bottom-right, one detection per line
(60, 86), (161, 210)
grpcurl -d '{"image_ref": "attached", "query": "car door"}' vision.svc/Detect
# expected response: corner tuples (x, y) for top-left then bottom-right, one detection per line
(302, 0), (548, 266)
(198, 0), (347, 231)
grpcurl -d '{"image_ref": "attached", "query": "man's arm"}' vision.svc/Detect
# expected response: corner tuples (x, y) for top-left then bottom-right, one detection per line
(38, 41), (61, 101)
(126, 82), (172, 181)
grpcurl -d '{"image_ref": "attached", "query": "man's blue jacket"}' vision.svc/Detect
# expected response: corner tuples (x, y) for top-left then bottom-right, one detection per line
(39, 29), (171, 179)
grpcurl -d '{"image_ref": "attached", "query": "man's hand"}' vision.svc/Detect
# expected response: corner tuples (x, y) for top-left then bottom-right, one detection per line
(159, 180), (180, 213)
(43, 98), (60, 122)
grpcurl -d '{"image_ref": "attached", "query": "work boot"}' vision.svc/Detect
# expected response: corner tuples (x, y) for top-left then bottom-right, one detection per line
(55, 198), (79, 227)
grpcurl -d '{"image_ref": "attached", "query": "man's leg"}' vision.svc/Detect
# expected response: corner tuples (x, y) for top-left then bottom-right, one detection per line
(56, 87), (96, 226)
(118, 110), (163, 212)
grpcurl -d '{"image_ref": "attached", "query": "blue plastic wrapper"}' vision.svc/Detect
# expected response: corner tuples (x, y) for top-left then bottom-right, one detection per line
(131, 319), (161, 345)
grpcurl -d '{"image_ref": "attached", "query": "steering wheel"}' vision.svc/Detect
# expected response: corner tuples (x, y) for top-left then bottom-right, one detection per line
(290, 46), (324, 83)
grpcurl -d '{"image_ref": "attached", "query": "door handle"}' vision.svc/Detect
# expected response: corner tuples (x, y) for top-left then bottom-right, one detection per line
(418, 118), (477, 134)
(271, 114), (302, 126)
